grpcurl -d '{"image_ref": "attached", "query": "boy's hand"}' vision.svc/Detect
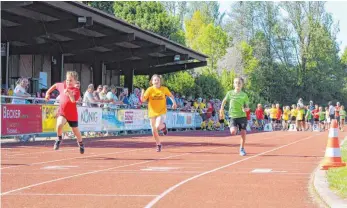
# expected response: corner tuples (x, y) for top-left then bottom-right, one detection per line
(219, 110), (224, 119)
(172, 103), (177, 110)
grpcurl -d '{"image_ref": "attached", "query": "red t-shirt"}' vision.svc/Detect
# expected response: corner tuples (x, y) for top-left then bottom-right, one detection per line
(255, 108), (264, 120)
(276, 108), (282, 120)
(56, 82), (80, 121)
(246, 109), (251, 120)
(312, 109), (319, 119)
(335, 106), (340, 117)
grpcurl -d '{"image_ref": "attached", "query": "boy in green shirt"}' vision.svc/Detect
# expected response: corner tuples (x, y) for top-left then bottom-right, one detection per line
(305, 106), (313, 131)
(340, 105), (346, 131)
(220, 77), (249, 156)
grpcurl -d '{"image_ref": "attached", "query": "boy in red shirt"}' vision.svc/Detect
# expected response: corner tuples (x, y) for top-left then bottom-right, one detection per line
(311, 104), (320, 125)
(45, 71), (84, 154)
(255, 104), (264, 130)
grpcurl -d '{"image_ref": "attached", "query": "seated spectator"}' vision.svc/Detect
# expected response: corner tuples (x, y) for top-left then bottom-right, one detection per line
(106, 85), (122, 108)
(12, 78), (31, 104)
(119, 88), (130, 106)
(83, 84), (98, 107)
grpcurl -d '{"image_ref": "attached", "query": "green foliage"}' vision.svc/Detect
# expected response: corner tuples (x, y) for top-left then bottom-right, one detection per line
(165, 71), (195, 96)
(133, 75), (149, 90)
(113, 2), (183, 44)
(342, 47), (347, 66)
(83, 1), (114, 14)
(194, 72), (224, 99)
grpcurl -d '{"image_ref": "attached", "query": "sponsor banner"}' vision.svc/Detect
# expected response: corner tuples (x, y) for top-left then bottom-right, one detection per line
(77, 107), (102, 132)
(42, 105), (71, 132)
(1, 104), (42, 136)
(118, 109), (151, 130)
(167, 111), (196, 128)
(102, 108), (124, 131)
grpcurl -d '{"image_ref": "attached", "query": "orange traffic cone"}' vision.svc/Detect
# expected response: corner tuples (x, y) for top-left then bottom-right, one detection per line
(321, 119), (346, 170)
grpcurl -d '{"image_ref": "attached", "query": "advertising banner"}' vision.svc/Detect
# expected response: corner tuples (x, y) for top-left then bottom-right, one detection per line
(102, 108), (124, 131)
(78, 107), (102, 132)
(42, 105), (71, 132)
(118, 109), (151, 130)
(1, 104), (42, 135)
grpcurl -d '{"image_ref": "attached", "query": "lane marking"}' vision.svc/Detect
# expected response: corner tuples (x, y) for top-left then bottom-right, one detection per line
(144, 134), (319, 208)
(41, 166), (78, 170)
(4, 193), (158, 197)
(1, 132), (296, 195)
(1, 132), (293, 170)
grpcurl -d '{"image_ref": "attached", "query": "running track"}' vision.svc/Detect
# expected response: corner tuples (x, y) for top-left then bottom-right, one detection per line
(2, 129), (346, 208)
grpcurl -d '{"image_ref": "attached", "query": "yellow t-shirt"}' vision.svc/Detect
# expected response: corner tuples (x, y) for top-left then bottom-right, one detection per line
(143, 86), (172, 118)
(270, 108), (278, 119)
(283, 109), (290, 121)
(296, 109), (304, 120)
(291, 109), (298, 117)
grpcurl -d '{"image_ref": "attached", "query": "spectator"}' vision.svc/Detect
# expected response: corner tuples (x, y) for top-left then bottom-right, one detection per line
(119, 88), (130, 105)
(106, 85), (122, 108)
(129, 88), (141, 108)
(12, 78), (31, 104)
(99, 85), (109, 103)
(1, 88), (6, 103)
(82, 84), (97, 107)
(93, 85), (103, 102)
(175, 93), (184, 108)
(166, 91), (174, 108)
(75, 81), (83, 105)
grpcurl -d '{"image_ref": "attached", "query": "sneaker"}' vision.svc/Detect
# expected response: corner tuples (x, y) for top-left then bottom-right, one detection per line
(53, 140), (61, 150)
(79, 144), (85, 154)
(156, 144), (162, 152)
(240, 148), (247, 156)
(162, 123), (168, 136)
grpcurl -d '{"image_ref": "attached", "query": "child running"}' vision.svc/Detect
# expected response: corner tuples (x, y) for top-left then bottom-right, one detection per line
(45, 71), (84, 154)
(141, 74), (177, 152)
(220, 77), (250, 156)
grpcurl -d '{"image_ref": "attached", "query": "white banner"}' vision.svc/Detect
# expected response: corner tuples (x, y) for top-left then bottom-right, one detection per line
(119, 109), (151, 130)
(166, 111), (195, 128)
(77, 107), (102, 131)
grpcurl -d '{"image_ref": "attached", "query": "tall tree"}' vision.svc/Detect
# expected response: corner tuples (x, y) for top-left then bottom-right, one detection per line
(83, 1), (114, 14)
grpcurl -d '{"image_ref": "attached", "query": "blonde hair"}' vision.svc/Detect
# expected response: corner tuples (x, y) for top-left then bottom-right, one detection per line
(66, 71), (78, 81)
(149, 74), (164, 86)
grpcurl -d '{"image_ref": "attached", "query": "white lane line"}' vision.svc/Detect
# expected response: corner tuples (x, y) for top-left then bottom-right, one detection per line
(1, 132), (290, 196)
(5, 193), (158, 197)
(1, 132), (293, 170)
(144, 134), (319, 208)
(1, 146), (227, 195)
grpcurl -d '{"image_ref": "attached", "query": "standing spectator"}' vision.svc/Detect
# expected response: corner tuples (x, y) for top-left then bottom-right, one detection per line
(99, 85), (109, 104)
(328, 101), (335, 122)
(119, 88), (130, 106)
(129, 88), (141, 108)
(75, 81), (82, 105)
(255, 104), (264, 130)
(335, 102), (341, 128)
(12, 78), (31, 104)
(106, 85), (122, 108)
(309, 100), (315, 111)
(93, 85), (103, 102)
(1, 88), (6, 103)
(166, 91), (174, 108)
(82, 84), (97, 107)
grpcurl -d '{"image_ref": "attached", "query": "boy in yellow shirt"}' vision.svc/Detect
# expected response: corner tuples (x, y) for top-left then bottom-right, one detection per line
(282, 106), (291, 130)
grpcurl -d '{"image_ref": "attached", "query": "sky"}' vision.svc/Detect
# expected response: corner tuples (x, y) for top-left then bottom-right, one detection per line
(218, 1), (347, 54)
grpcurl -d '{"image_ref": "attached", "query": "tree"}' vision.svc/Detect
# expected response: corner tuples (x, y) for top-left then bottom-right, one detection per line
(83, 1), (114, 14)
(185, 11), (230, 73)
(113, 2), (185, 45)
(133, 75), (149, 90)
(165, 71), (195, 96)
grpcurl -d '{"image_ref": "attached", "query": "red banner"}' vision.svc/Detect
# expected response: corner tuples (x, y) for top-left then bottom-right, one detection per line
(1, 105), (42, 136)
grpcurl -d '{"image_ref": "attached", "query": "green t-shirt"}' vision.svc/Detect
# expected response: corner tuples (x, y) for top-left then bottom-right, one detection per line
(319, 111), (325, 121)
(305, 109), (312, 119)
(224, 90), (249, 119)
(340, 110), (346, 119)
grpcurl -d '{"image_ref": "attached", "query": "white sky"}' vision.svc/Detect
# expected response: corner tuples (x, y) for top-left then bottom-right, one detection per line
(218, 1), (347, 54)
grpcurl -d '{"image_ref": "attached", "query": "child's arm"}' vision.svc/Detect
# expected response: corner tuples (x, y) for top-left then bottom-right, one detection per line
(45, 84), (57, 101)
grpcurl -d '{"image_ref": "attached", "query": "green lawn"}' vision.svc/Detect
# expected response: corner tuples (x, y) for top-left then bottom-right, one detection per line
(326, 141), (347, 198)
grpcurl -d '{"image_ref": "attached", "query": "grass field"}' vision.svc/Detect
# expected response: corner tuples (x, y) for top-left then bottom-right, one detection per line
(326, 140), (347, 198)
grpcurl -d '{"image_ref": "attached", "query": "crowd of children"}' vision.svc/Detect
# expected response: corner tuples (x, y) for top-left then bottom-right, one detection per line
(200, 99), (346, 132)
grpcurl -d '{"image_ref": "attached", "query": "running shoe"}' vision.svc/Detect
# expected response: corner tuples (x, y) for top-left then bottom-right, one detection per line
(162, 123), (168, 136)
(79, 144), (85, 154)
(53, 140), (61, 150)
(156, 144), (162, 152)
(240, 148), (247, 156)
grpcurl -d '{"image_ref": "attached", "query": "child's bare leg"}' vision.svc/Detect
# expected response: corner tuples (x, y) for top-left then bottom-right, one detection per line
(71, 127), (83, 143)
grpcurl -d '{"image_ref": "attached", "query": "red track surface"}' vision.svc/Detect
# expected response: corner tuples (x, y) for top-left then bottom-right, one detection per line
(2, 129), (346, 208)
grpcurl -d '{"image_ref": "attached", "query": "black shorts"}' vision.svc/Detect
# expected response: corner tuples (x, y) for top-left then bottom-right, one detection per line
(276, 120), (281, 124)
(271, 118), (276, 122)
(329, 115), (335, 119)
(314, 118), (319, 122)
(291, 116), (296, 121)
(58, 115), (78, 128)
(264, 115), (268, 120)
(229, 117), (248, 131)
(319, 120), (325, 124)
